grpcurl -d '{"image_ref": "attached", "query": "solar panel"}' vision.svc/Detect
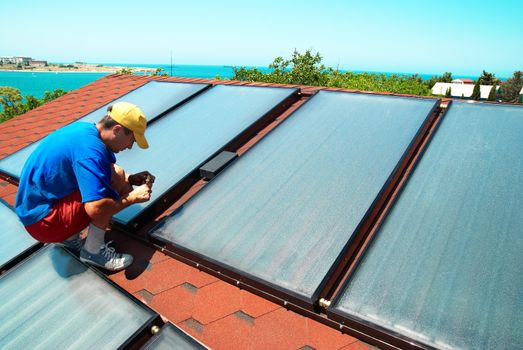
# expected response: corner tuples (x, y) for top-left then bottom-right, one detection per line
(113, 84), (298, 225)
(0, 200), (38, 270)
(329, 102), (523, 349)
(150, 91), (438, 304)
(0, 81), (209, 178)
(0, 245), (158, 349)
(141, 323), (207, 350)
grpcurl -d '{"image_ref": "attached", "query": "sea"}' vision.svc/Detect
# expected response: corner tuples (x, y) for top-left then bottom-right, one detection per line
(0, 63), (486, 100)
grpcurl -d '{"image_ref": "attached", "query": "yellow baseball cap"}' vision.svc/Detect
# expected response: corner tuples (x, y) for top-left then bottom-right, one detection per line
(108, 102), (149, 149)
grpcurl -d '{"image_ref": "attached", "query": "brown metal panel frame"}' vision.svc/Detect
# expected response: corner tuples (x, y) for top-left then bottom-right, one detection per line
(317, 98), (444, 303)
(325, 101), (452, 350)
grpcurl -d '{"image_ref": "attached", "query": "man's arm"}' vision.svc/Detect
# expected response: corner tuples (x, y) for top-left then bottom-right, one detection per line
(84, 184), (151, 229)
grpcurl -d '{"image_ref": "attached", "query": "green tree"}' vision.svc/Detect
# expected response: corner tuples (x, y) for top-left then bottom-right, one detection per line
(234, 49), (330, 86)
(233, 50), (431, 96)
(0, 87), (67, 123)
(326, 72), (431, 95)
(152, 68), (168, 77)
(0, 86), (24, 121)
(116, 67), (133, 75)
(425, 72), (453, 89)
(478, 70), (499, 85)
(470, 81), (481, 100)
(487, 85), (497, 101)
(286, 49), (330, 86)
(42, 89), (66, 103)
(25, 95), (42, 110)
(445, 87), (452, 97)
(500, 71), (523, 103)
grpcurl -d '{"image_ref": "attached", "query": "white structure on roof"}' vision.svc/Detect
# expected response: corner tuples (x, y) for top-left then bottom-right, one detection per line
(432, 82), (497, 100)
(451, 78), (474, 84)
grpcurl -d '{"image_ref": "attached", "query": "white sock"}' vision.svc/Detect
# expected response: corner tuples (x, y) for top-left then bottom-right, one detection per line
(83, 223), (106, 254)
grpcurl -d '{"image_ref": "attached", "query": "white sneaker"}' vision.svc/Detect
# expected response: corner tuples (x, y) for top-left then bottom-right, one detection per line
(80, 241), (133, 271)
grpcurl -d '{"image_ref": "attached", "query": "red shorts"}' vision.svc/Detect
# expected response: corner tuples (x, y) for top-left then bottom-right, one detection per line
(25, 190), (91, 243)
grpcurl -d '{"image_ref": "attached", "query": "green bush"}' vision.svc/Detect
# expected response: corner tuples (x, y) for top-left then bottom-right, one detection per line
(233, 50), (431, 96)
(116, 67), (133, 75)
(499, 71), (523, 103)
(0, 87), (66, 123)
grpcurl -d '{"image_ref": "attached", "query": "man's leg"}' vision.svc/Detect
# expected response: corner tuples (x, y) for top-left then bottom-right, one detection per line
(81, 164), (133, 271)
(83, 163), (130, 246)
(25, 190), (90, 246)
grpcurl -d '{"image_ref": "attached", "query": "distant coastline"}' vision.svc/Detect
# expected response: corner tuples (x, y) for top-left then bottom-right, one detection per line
(0, 63), (155, 74)
(1, 62), (508, 81)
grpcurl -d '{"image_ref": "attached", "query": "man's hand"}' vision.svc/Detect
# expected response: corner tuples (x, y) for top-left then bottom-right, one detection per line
(128, 184), (152, 203)
(84, 183), (153, 228)
(128, 171), (156, 188)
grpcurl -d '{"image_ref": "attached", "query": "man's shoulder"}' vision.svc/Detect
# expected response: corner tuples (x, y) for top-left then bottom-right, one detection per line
(48, 121), (96, 140)
(63, 121), (96, 133)
(56, 122), (110, 158)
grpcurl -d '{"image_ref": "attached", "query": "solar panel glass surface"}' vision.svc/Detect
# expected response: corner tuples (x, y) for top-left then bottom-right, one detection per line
(331, 102), (523, 349)
(0, 245), (156, 349)
(0, 201), (37, 269)
(151, 91), (437, 301)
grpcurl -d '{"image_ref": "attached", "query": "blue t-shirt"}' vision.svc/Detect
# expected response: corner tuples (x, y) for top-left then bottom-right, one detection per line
(16, 122), (119, 226)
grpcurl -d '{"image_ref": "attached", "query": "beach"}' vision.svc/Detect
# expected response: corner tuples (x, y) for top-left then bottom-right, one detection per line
(0, 63), (156, 74)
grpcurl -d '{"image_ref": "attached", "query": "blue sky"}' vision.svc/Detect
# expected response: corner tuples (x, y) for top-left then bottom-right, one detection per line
(1, 0), (522, 77)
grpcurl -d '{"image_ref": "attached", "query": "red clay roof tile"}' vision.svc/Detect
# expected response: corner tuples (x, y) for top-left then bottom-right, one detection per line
(192, 282), (243, 325)
(178, 317), (205, 338)
(200, 312), (254, 350)
(0, 180), (17, 206)
(240, 289), (280, 318)
(251, 308), (310, 349)
(339, 341), (377, 350)
(306, 318), (358, 350)
(148, 284), (196, 324)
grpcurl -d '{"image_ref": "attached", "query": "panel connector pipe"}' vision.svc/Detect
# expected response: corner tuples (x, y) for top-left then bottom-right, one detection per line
(318, 298), (331, 309)
(150, 325), (161, 334)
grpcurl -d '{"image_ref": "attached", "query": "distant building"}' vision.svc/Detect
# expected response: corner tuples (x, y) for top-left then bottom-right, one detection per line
(0, 56), (32, 65)
(520, 87), (523, 102)
(14, 57), (31, 65)
(451, 78), (475, 84)
(432, 82), (497, 100)
(29, 60), (47, 67)
(0, 56), (16, 64)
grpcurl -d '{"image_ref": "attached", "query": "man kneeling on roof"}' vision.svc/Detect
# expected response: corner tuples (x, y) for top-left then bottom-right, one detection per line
(15, 102), (155, 271)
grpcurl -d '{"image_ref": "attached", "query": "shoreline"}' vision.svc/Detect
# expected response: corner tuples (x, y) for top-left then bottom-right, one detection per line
(0, 64), (156, 74)
(0, 69), (113, 74)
